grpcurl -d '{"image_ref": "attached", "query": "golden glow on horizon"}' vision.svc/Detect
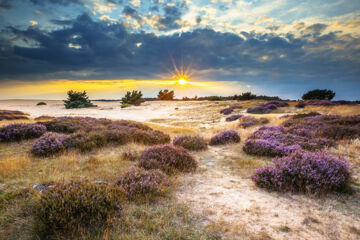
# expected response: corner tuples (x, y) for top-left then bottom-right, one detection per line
(178, 78), (188, 85)
(0, 78), (245, 99)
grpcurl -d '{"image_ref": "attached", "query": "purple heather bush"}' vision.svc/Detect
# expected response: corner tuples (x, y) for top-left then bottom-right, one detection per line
(252, 150), (351, 194)
(230, 104), (243, 109)
(243, 126), (331, 157)
(138, 144), (197, 174)
(225, 114), (243, 122)
(210, 130), (240, 145)
(34, 181), (124, 235)
(247, 101), (289, 114)
(295, 100), (355, 108)
(220, 107), (234, 115)
(0, 110), (29, 121)
(173, 135), (208, 151)
(115, 167), (169, 198)
(0, 123), (46, 142)
(283, 114), (360, 140)
(239, 116), (269, 128)
(31, 132), (68, 157)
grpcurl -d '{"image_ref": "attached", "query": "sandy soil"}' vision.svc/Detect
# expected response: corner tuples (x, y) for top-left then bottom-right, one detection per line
(0, 100), (183, 121)
(1, 99), (359, 239)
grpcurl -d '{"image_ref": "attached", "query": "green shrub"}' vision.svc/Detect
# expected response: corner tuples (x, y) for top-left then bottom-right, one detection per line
(121, 103), (132, 108)
(36, 102), (47, 106)
(64, 90), (96, 109)
(302, 89), (335, 100)
(34, 181), (125, 236)
(121, 90), (144, 106)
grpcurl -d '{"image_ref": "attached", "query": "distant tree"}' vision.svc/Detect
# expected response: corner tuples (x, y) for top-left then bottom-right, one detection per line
(157, 89), (175, 100)
(121, 90), (144, 106)
(64, 90), (96, 109)
(236, 92), (257, 100)
(302, 89), (335, 100)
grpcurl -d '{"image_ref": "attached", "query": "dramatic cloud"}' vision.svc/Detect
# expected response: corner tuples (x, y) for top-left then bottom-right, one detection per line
(0, 0), (360, 99)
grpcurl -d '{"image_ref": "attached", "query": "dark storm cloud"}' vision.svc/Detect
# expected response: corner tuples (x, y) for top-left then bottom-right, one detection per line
(29, 0), (83, 6)
(0, 12), (360, 92)
(0, 0), (12, 10)
(123, 6), (143, 24)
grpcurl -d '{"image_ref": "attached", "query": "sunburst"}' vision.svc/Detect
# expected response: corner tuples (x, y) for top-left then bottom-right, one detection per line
(169, 58), (193, 85)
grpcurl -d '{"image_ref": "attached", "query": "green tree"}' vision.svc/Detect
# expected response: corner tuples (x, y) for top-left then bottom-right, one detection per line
(121, 90), (144, 106)
(64, 90), (95, 109)
(302, 89), (336, 100)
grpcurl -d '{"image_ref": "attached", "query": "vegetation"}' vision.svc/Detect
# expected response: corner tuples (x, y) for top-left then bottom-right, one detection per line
(226, 114), (243, 122)
(0, 123), (46, 142)
(115, 167), (169, 199)
(121, 90), (144, 106)
(36, 102), (47, 106)
(173, 135), (208, 151)
(210, 130), (240, 145)
(239, 116), (269, 128)
(157, 89), (175, 100)
(0, 110), (29, 121)
(139, 144), (197, 174)
(252, 150), (350, 194)
(34, 181), (124, 236)
(64, 90), (96, 109)
(302, 89), (336, 100)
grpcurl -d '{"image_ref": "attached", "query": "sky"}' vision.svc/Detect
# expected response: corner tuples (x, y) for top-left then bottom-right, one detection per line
(0, 0), (359, 100)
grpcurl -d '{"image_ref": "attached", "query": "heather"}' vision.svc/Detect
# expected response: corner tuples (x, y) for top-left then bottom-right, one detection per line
(115, 167), (169, 198)
(31, 132), (68, 157)
(138, 144), (197, 174)
(284, 114), (360, 140)
(252, 150), (351, 194)
(239, 116), (269, 128)
(34, 181), (124, 235)
(210, 130), (240, 145)
(0, 110), (29, 121)
(173, 135), (208, 151)
(243, 126), (331, 157)
(220, 104), (243, 115)
(0, 123), (46, 142)
(247, 101), (289, 114)
(296, 100), (355, 108)
(225, 114), (243, 122)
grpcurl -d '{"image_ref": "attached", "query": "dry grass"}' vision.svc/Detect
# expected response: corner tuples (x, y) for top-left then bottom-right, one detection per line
(1, 100), (360, 240)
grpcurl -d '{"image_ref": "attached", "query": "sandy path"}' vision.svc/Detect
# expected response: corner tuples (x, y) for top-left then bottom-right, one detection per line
(0, 100), (182, 121)
(177, 146), (360, 240)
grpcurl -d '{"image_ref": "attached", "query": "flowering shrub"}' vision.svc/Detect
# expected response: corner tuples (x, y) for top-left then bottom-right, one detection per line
(0, 123), (46, 142)
(63, 132), (107, 152)
(247, 101), (288, 114)
(115, 167), (169, 198)
(296, 100), (354, 108)
(31, 132), (68, 157)
(34, 181), (124, 235)
(0, 110), (29, 121)
(230, 104), (243, 109)
(173, 135), (208, 151)
(138, 144), (197, 174)
(239, 116), (269, 128)
(225, 114), (243, 122)
(247, 105), (272, 114)
(220, 107), (234, 115)
(252, 151), (351, 194)
(243, 126), (331, 157)
(210, 130), (240, 145)
(130, 129), (171, 145)
(283, 114), (360, 140)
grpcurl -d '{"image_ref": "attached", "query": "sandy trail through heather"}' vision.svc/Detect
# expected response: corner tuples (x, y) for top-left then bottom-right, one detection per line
(176, 144), (360, 240)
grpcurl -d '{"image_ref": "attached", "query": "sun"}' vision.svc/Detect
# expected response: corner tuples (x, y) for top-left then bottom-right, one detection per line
(178, 78), (188, 85)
